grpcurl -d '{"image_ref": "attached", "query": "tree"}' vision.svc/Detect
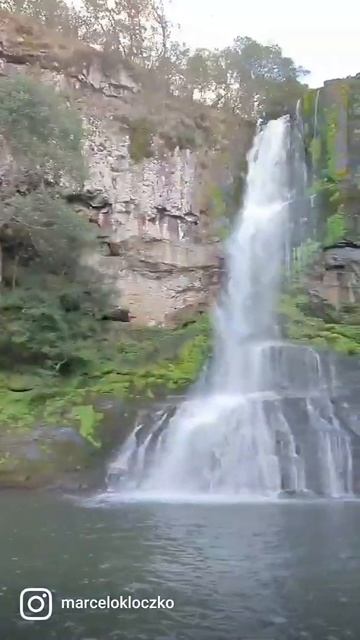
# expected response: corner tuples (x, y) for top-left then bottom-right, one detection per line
(79, 0), (176, 66)
(218, 37), (308, 117)
(152, 0), (171, 61)
(0, 75), (106, 372)
(0, 74), (84, 187)
(0, 0), (81, 36)
(0, 1), (309, 116)
(0, 0), (176, 68)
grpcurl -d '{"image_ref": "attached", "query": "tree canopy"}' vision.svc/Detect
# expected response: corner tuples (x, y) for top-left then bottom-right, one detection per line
(0, 0), (309, 118)
(0, 75), (106, 373)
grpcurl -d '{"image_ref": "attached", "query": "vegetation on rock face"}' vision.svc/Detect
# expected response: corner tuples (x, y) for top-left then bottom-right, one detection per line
(0, 75), (113, 416)
(281, 80), (360, 358)
(0, 315), (212, 444)
(0, 79), (212, 430)
(0, 1), (308, 120)
(72, 405), (103, 449)
(0, 74), (84, 182)
(280, 288), (360, 355)
(284, 81), (360, 348)
(128, 117), (154, 162)
(303, 80), (360, 244)
(324, 212), (348, 246)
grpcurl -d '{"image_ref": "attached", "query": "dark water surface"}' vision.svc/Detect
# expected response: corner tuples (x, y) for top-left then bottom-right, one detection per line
(1, 492), (360, 639)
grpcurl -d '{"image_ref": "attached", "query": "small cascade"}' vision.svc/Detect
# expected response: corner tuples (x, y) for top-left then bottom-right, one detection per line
(310, 88), (321, 211)
(313, 88), (321, 140)
(107, 117), (353, 500)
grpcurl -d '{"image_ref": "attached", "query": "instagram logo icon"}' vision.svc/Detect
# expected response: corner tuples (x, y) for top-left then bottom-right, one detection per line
(20, 588), (53, 621)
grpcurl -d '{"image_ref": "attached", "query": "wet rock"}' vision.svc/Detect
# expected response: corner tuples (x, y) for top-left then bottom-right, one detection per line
(0, 425), (98, 490)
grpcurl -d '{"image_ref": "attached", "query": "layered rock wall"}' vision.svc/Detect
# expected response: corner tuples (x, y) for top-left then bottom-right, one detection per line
(0, 12), (254, 326)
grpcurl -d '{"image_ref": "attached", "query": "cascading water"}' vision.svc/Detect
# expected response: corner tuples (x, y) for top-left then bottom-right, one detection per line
(107, 117), (353, 500)
(313, 88), (321, 140)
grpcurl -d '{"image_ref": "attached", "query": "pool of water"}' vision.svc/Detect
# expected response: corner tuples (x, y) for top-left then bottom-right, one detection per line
(1, 492), (360, 639)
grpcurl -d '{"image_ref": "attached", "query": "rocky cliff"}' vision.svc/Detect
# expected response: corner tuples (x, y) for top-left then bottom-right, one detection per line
(0, 12), (254, 326)
(301, 77), (360, 310)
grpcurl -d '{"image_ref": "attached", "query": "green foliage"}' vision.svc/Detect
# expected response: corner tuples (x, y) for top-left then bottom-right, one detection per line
(302, 89), (316, 122)
(280, 291), (360, 355)
(129, 118), (154, 163)
(72, 405), (102, 447)
(325, 107), (339, 180)
(309, 176), (346, 246)
(310, 137), (322, 167)
(91, 315), (212, 396)
(292, 239), (321, 276)
(1, 0), (81, 36)
(0, 75), (108, 378)
(0, 315), (212, 434)
(0, 281), (105, 371)
(0, 74), (84, 182)
(324, 212), (347, 246)
(302, 83), (359, 245)
(2, 3), (307, 119)
(2, 190), (96, 270)
(218, 37), (308, 117)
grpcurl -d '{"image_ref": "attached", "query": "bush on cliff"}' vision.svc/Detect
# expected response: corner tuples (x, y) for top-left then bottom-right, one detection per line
(0, 75), (107, 374)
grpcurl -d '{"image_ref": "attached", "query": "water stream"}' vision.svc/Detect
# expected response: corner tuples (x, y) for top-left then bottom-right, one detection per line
(107, 118), (353, 500)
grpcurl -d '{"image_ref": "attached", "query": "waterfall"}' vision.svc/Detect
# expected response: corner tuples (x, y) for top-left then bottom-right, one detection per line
(313, 88), (321, 140)
(107, 118), (353, 500)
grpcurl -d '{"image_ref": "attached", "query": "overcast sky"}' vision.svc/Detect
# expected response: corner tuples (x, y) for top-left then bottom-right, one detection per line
(166, 0), (359, 87)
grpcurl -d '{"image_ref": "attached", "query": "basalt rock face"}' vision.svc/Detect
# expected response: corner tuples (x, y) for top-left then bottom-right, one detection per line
(0, 12), (254, 326)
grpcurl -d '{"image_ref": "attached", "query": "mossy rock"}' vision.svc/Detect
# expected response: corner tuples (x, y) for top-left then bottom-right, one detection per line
(280, 290), (360, 355)
(5, 374), (41, 392)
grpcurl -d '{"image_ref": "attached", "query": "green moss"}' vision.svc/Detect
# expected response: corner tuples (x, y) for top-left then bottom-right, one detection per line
(0, 316), (211, 439)
(280, 291), (360, 355)
(129, 118), (154, 163)
(72, 405), (102, 448)
(325, 106), (338, 180)
(206, 173), (245, 239)
(310, 137), (322, 167)
(91, 317), (211, 396)
(302, 89), (316, 123)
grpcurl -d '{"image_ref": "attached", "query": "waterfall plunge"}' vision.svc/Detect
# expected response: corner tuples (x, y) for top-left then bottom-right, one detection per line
(107, 118), (353, 500)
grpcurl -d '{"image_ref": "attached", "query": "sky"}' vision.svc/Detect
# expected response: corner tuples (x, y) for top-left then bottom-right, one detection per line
(166, 0), (360, 87)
